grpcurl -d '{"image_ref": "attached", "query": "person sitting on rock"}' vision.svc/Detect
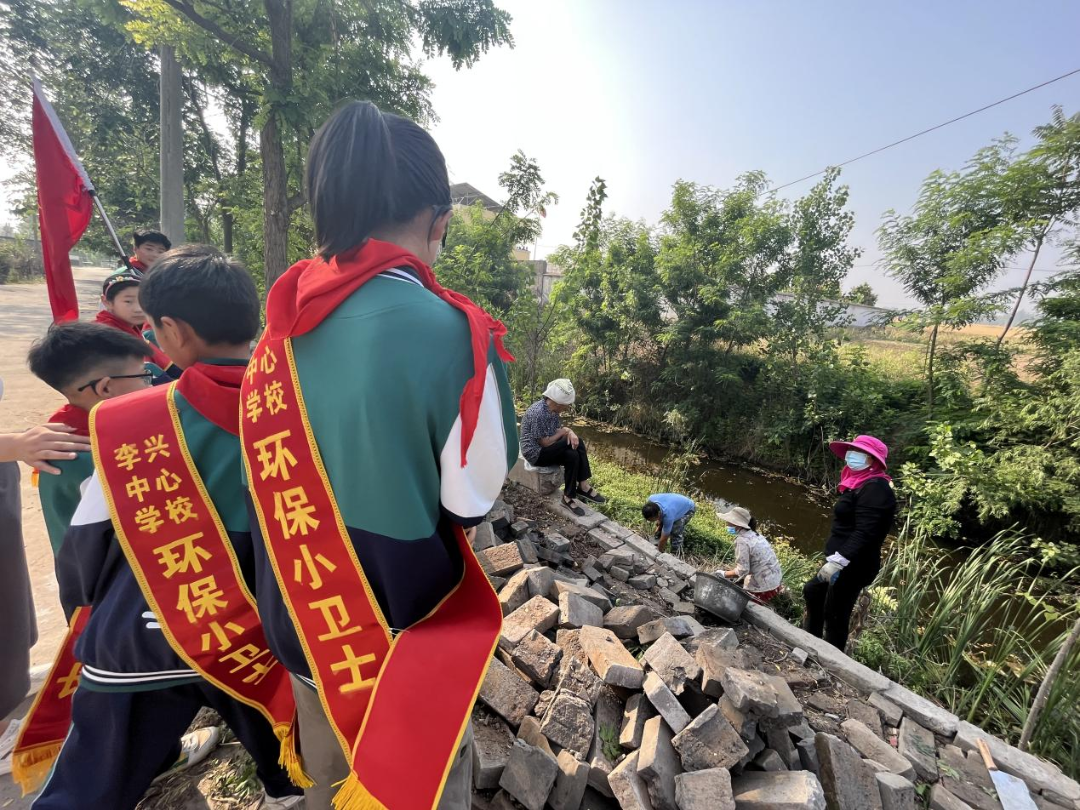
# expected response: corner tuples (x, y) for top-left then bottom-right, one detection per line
(518, 378), (605, 516)
(642, 493), (695, 554)
(716, 505), (783, 603)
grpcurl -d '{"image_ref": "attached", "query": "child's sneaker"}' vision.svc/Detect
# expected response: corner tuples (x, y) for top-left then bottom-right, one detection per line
(152, 725), (221, 782)
(260, 792), (304, 808)
(0, 717), (22, 776)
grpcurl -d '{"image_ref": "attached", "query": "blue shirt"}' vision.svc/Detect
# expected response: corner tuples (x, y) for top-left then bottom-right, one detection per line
(650, 493), (695, 535)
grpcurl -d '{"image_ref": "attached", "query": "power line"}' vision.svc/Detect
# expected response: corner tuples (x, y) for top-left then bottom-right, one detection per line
(771, 66), (1080, 193)
(851, 263), (1065, 274)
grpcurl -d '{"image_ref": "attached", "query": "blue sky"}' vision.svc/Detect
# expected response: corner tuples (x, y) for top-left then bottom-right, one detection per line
(424, 0), (1080, 307)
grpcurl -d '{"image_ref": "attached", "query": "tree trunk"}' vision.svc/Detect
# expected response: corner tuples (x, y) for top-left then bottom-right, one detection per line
(997, 232), (1047, 349)
(927, 321), (939, 416)
(261, 0), (293, 289)
(1019, 615), (1080, 751)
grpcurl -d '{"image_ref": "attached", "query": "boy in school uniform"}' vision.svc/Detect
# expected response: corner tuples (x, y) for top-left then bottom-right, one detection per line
(126, 228), (171, 274)
(24, 246), (304, 809)
(28, 322), (153, 555)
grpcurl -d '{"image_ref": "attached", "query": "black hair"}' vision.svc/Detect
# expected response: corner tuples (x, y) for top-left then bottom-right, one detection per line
(307, 101), (451, 259)
(748, 517), (758, 532)
(139, 245), (260, 346)
(104, 279), (139, 302)
(642, 502), (660, 521)
(28, 321), (149, 392)
(132, 228), (172, 250)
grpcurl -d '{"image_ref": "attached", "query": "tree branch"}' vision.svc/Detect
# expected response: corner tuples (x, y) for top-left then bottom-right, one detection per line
(287, 191), (306, 214)
(160, 0), (273, 67)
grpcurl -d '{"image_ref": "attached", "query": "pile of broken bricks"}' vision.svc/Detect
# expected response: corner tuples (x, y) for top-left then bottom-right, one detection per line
(468, 493), (1080, 810)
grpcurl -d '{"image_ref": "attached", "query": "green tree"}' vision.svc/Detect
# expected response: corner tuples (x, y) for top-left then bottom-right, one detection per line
(768, 167), (860, 378)
(657, 173), (792, 358)
(124, 0), (513, 286)
(0, 0), (162, 254)
(435, 150), (556, 315)
(843, 282), (878, 306)
(994, 107), (1080, 347)
(878, 140), (1021, 413)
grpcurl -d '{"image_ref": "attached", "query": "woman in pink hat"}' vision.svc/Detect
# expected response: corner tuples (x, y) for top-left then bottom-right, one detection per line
(803, 435), (897, 650)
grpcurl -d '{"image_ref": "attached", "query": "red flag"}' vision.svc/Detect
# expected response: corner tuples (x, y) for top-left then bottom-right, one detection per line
(32, 78), (93, 323)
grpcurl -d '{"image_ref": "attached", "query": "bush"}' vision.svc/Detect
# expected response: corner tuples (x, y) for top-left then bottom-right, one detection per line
(0, 239), (44, 284)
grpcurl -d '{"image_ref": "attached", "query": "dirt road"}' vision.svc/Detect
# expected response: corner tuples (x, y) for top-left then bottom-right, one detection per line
(0, 267), (111, 805)
(1, 267), (112, 671)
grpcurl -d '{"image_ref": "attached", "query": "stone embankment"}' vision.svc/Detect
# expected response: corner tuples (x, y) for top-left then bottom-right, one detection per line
(468, 468), (1079, 810)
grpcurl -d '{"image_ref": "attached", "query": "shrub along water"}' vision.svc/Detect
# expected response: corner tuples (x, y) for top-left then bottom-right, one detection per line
(855, 524), (1080, 779)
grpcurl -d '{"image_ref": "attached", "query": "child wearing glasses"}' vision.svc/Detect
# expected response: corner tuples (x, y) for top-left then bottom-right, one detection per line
(24, 247), (303, 809)
(28, 321), (153, 554)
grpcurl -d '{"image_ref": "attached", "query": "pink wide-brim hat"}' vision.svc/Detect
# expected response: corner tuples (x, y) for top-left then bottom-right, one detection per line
(829, 434), (889, 468)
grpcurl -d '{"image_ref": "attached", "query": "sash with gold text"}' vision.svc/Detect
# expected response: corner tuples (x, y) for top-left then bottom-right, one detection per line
(11, 607), (89, 795)
(91, 383), (309, 786)
(240, 338), (502, 810)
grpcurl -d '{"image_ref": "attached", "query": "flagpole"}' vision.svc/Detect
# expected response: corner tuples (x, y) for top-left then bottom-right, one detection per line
(88, 190), (132, 270)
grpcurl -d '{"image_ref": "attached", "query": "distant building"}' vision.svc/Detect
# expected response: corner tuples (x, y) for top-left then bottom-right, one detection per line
(770, 292), (893, 328)
(450, 181), (561, 300)
(450, 182), (502, 215)
(526, 259), (564, 301)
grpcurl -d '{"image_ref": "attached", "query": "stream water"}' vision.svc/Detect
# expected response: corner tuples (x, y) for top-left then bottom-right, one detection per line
(573, 423), (836, 557)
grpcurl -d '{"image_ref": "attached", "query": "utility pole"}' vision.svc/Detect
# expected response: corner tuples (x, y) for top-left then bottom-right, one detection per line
(159, 45), (184, 244)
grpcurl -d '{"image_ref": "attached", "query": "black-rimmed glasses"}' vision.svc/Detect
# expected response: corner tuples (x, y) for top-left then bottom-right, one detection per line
(77, 371), (154, 392)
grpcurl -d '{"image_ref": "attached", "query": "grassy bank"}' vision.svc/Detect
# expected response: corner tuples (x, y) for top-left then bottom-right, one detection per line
(588, 456), (1079, 780)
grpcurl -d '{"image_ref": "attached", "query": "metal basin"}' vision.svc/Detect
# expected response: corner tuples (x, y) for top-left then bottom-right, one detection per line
(694, 571), (750, 623)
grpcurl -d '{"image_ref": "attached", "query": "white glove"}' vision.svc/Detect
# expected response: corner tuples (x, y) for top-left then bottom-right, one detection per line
(817, 561), (843, 584)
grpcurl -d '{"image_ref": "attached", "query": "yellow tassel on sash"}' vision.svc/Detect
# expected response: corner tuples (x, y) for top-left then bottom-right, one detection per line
(332, 772), (389, 810)
(276, 721), (313, 788)
(12, 742), (62, 796)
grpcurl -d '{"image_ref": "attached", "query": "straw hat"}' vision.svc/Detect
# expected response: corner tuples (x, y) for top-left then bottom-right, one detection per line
(716, 505), (752, 529)
(543, 378), (576, 406)
(828, 434), (889, 468)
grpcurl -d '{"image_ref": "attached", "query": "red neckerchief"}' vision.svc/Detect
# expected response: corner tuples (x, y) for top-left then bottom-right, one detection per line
(94, 309), (142, 338)
(175, 362), (245, 435)
(266, 239), (513, 466)
(48, 404), (90, 437)
(128, 257), (148, 274)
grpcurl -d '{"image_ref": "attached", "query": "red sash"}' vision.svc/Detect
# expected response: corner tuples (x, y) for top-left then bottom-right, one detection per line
(90, 382), (308, 786)
(11, 608), (89, 795)
(240, 337), (502, 809)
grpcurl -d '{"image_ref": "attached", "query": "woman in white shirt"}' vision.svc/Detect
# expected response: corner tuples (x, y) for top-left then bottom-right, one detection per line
(717, 506), (783, 603)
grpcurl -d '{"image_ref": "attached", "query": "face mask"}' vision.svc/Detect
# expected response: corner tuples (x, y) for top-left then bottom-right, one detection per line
(726, 526), (739, 535)
(845, 450), (871, 471)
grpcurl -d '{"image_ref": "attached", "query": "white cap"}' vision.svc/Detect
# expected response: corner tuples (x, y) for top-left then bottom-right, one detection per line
(543, 378), (575, 406)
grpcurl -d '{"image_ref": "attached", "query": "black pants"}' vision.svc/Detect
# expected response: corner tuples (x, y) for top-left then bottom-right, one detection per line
(803, 561), (879, 651)
(34, 681), (301, 810)
(535, 437), (592, 499)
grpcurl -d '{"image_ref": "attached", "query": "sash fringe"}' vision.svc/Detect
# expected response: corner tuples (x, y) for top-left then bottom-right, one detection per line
(332, 772), (388, 810)
(12, 742), (62, 796)
(276, 722), (313, 788)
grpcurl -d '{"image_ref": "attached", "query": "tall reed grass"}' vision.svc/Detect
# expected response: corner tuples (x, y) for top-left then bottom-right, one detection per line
(855, 522), (1080, 779)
